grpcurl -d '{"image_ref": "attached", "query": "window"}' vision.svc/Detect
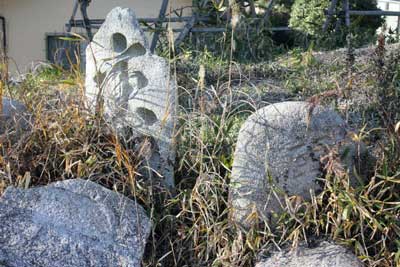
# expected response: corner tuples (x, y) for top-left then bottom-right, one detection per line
(46, 34), (86, 69)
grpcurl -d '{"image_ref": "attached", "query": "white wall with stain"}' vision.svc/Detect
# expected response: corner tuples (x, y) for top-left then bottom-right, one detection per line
(1, 0), (191, 74)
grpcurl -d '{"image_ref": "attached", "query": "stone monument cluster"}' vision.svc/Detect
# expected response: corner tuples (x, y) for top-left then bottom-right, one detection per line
(0, 7), (366, 267)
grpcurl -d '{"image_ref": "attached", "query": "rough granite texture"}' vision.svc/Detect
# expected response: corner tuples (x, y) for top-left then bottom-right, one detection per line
(255, 241), (364, 267)
(0, 179), (151, 267)
(0, 97), (30, 135)
(230, 101), (360, 225)
(85, 7), (177, 187)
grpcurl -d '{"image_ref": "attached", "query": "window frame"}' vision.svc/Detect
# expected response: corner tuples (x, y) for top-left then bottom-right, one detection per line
(45, 32), (85, 69)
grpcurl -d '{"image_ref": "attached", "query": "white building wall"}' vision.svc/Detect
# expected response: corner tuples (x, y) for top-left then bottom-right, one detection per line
(378, 0), (400, 32)
(1, 0), (191, 74)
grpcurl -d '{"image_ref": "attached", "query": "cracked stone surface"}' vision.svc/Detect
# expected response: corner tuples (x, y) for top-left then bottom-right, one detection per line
(0, 179), (151, 267)
(230, 101), (360, 226)
(255, 241), (364, 267)
(85, 7), (177, 186)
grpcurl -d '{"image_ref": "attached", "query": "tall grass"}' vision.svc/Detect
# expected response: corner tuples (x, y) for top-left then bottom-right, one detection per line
(0, 40), (400, 267)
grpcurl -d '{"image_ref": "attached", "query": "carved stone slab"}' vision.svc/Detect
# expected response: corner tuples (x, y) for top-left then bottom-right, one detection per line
(230, 101), (357, 226)
(85, 7), (177, 186)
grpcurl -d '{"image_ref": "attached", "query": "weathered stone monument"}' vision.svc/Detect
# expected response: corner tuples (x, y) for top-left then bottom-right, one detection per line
(0, 179), (151, 267)
(85, 7), (177, 186)
(230, 101), (363, 226)
(255, 241), (364, 267)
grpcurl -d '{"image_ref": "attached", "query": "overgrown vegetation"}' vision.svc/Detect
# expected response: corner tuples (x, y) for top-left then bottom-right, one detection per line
(1, 15), (400, 267)
(176, 0), (383, 62)
(289, 0), (383, 48)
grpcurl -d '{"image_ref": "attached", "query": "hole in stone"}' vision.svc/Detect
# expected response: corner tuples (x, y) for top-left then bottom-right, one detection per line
(112, 61), (130, 109)
(130, 71), (148, 89)
(127, 70), (149, 101)
(115, 61), (128, 75)
(125, 43), (146, 57)
(112, 33), (127, 53)
(136, 107), (157, 126)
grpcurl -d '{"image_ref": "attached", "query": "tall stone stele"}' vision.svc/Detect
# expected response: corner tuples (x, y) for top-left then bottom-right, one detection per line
(85, 7), (177, 186)
(230, 101), (368, 227)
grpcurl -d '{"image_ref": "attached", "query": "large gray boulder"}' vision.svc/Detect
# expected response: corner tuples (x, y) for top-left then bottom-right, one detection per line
(0, 179), (151, 267)
(85, 7), (177, 187)
(255, 241), (363, 267)
(0, 97), (30, 135)
(230, 101), (362, 226)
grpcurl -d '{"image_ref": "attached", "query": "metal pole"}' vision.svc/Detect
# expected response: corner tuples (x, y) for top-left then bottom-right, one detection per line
(248, 0), (257, 18)
(174, 15), (197, 50)
(397, 14), (400, 40)
(150, 0), (169, 53)
(0, 16), (6, 53)
(80, 0), (93, 40)
(344, 0), (351, 28)
(323, 0), (338, 31)
(263, 0), (275, 21)
(67, 0), (80, 32)
(0, 16), (7, 100)
(349, 10), (400, 16)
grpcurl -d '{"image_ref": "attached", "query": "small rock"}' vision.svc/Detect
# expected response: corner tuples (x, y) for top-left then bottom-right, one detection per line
(0, 179), (151, 267)
(230, 101), (363, 226)
(255, 241), (363, 267)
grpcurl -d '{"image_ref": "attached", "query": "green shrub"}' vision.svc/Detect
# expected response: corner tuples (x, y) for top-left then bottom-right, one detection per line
(289, 0), (383, 47)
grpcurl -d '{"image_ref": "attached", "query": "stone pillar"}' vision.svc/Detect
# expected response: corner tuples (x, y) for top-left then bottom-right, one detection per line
(85, 7), (177, 187)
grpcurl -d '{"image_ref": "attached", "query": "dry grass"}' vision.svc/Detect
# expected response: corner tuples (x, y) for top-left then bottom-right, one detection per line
(0, 42), (400, 267)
